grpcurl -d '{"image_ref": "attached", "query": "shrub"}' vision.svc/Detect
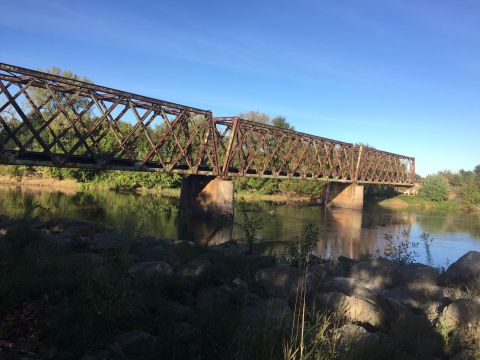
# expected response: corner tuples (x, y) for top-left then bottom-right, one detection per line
(285, 224), (319, 269)
(44, 167), (65, 180)
(418, 175), (449, 202)
(384, 230), (419, 264)
(235, 201), (264, 254)
(461, 186), (480, 206)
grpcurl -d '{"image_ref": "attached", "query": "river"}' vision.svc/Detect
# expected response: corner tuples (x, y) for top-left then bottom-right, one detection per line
(0, 186), (479, 268)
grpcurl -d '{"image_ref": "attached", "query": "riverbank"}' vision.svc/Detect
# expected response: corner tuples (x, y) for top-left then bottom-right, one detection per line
(0, 167), (322, 204)
(1, 216), (479, 359)
(378, 194), (479, 213)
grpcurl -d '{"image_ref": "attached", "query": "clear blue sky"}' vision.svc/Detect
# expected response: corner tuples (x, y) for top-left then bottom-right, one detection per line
(1, 0), (479, 176)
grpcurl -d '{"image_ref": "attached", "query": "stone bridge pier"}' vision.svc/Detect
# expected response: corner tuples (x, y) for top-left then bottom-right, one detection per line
(179, 175), (234, 218)
(323, 183), (364, 210)
(180, 176), (365, 219)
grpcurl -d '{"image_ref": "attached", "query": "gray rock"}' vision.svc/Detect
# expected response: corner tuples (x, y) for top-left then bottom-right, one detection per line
(381, 287), (419, 309)
(245, 255), (276, 271)
(255, 264), (324, 300)
(398, 262), (440, 288)
(167, 301), (193, 321)
(255, 265), (302, 299)
(242, 297), (292, 331)
(438, 299), (480, 334)
(321, 277), (378, 303)
(337, 256), (356, 272)
(196, 286), (232, 313)
(128, 261), (173, 280)
(232, 277), (248, 289)
(404, 283), (464, 304)
(114, 330), (157, 357)
(137, 235), (172, 247)
(173, 322), (197, 341)
(71, 253), (104, 266)
(422, 300), (446, 323)
(334, 323), (380, 353)
(90, 231), (124, 252)
(178, 259), (212, 283)
(316, 291), (384, 329)
(443, 251), (480, 288)
(450, 350), (477, 360)
(45, 218), (105, 235)
(349, 258), (400, 290)
(140, 245), (181, 266)
(208, 240), (249, 255)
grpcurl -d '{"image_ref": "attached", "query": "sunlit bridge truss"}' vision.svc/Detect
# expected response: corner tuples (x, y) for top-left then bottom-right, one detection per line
(0, 63), (415, 186)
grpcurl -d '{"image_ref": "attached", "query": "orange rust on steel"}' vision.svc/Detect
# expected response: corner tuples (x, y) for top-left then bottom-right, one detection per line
(0, 63), (210, 115)
(0, 63), (415, 186)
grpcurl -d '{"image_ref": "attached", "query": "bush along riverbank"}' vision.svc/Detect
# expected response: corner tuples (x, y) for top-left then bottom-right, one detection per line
(1, 215), (480, 359)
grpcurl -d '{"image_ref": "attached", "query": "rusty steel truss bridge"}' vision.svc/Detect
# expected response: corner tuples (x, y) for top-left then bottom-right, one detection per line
(0, 63), (415, 186)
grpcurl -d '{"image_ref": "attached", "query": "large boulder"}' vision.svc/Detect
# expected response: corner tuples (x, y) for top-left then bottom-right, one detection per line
(438, 299), (480, 333)
(381, 287), (419, 309)
(196, 286), (233, 313)
(316, 291), (384, 329)
(255, 265), (326, 301)
(140, 245), (181, 267)
(403, 283), (464, 304)
(334, 323), (380, 353)
(208, 240), (249, 255)
(128, 261), (173, 280)
(321, 277), (378, 304)
(89, 231), (125, 252)
(349, 258), (400, 290)
(398, 262), (440, 288)
(443, 251), (480, 288)
(113, 330), (158, 357)
(44, 218), (105, 235)
(245, 255), (277, 271)
(450, 350), (478, 360)
(178, 259), (212, 283)
(242, 297), (292, 331)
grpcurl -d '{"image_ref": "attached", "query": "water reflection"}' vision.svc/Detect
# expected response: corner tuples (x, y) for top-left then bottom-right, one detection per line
(0, 186), (479, 265)
(178, 215), (233, 246)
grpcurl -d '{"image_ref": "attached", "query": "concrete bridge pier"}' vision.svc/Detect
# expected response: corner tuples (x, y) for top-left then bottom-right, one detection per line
(324, 183), (364, 210)
(179, 175), (234, 218)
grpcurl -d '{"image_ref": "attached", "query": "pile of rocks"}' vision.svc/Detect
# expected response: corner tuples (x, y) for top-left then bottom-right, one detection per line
(22, 218), (480, 359)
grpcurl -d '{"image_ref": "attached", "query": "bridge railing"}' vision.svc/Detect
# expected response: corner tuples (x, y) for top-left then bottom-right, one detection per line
(0, 63), (220, 174)
(214, 117), (415, 186)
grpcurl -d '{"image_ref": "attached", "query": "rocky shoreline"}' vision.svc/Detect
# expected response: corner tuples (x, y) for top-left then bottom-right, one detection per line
(1, 216), (479, 359)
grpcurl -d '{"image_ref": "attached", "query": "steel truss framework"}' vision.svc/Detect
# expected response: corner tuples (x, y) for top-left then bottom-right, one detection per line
(0, 63), (415, 186)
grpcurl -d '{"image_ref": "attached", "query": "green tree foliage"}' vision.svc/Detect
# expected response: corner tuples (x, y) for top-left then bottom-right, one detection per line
(271, 116), (294, 130)
(238, 111), (271, 124)
(234, 178), (325, 197)
(440, 165), (480, 206)
(419, 175), (449, 202)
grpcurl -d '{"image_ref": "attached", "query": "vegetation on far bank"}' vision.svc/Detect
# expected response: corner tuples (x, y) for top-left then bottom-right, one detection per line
(380, 166), (480, 213)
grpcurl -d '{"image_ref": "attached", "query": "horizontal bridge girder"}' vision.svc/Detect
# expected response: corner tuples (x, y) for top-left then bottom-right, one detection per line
(0, 63), (415, 186)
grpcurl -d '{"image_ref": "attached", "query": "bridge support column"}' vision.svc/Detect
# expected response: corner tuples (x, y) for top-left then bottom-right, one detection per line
(324, 183), (364, 210)
(179, 175), (234, 218)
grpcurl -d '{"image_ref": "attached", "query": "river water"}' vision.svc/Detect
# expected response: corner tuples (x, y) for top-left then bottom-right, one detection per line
(1, 186), (479, 268)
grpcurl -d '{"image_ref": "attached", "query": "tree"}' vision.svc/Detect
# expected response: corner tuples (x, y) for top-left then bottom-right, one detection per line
(418, 175), (449, 202)
(271, 116), (294, 130)
(238, 111), (270, 124)
(474, 164), (480, 178)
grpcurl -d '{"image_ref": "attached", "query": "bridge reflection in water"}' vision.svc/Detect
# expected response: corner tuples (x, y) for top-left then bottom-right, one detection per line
(314, 209), (414, 259)
(177, 205), (415, 260)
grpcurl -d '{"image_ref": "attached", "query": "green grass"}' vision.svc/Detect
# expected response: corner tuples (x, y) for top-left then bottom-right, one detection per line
(380, 194), (463, 213)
